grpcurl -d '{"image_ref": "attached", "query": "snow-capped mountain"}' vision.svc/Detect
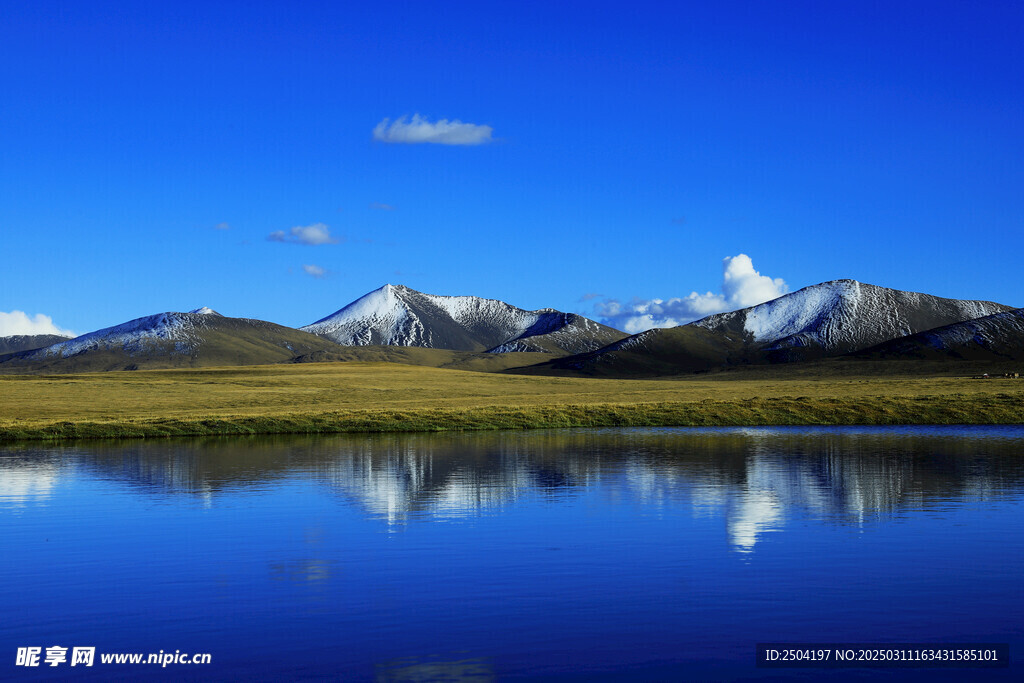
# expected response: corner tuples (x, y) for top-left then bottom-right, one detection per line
(856, 307), (1024, 361)
(520, 280), (1014, 376)
(19, 310), (230, 359)
(1, 309), (345, 372)
(302, 284), (626, 354)
(690, 279), (1012, 359)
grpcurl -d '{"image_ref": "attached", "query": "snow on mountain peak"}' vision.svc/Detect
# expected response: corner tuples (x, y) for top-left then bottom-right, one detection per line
(18, 311), (215, 359)
(739, 279), (857, 342)
(301, 285), (412, 345)
(691, 279), (1011, 355)
(189, 307), (222, 316)
(301, 285), (623, 352)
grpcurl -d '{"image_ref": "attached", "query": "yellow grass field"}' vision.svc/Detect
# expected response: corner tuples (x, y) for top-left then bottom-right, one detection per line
(1, 361), (1022, 441)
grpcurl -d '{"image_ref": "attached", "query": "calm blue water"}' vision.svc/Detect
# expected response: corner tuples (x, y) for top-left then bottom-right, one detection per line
(2, 426), (1023, 681)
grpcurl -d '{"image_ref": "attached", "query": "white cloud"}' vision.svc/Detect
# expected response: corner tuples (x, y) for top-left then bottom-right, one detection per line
(0, 311), (75, 337)
(372, 114), (493, 145)
(268, 223), (340, 245)
(369, 202), (395, 211)
(302, 264), (327, 279)
(597, 254), (788, 334)
(721, 253), (789, 308)
(214, 222), (230, 230)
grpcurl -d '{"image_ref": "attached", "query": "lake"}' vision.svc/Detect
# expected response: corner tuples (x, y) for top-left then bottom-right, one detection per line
(2, 426), (1022, 680)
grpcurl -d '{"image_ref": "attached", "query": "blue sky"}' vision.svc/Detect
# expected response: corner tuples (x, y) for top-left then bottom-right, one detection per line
(2, 0), (1022, 336)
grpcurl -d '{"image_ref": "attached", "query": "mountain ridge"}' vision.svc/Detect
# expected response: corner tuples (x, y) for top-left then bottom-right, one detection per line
(0, 310), (348, 373)
(515, 280), (1015, 376)
(853, 307), (1024, 362)
(302, 284), (626, 354)
(0, 334), (74, 356)
(691, 279), (1011, 360)
(3, 280), (1019, 376)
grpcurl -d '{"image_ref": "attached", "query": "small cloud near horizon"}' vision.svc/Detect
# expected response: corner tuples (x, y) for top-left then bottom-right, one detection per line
(595, 254), (788, 334)
(268, 223), (340, 246)
(214, 222), (231, 230)
(0, 310), (76, 337)
(369, 202), (396, 211)
(372, 114), (493, 145)
(302, 264), (327, 279)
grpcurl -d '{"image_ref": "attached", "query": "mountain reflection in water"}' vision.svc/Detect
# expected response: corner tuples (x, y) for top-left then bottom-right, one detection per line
(3, 426), (1023, 681)
(4, 426), (1022, 553)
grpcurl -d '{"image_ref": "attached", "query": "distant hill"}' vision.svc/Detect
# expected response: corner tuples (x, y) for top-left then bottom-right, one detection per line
(0, 308), (347, 373)
(518, 280), (1014, 376)
(0, 334), (73, 355)
(853, 307), (1024, 362)
(512, 325), (749, 377)
(302, 284), (626, 354)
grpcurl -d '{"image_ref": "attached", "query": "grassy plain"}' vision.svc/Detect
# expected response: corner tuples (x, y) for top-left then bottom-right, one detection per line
(1, 360), (1022, 441)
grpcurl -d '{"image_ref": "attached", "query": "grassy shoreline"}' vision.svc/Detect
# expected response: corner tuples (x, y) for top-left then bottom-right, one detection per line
(4, 393), (1024, 442)
(3, 362), (1022, 443)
